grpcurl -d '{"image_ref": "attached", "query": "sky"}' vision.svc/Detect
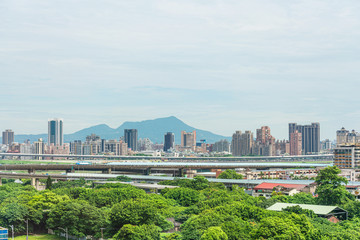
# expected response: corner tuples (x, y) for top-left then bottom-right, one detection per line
(1, 0), (360, 140)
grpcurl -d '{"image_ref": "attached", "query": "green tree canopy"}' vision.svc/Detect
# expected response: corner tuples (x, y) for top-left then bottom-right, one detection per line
(113, 224), (161, 240)
(217, 170), (243, 180)
(200, 226), (228, 240)
(315, 166), (354, 205)
(47, 200), (106, 237)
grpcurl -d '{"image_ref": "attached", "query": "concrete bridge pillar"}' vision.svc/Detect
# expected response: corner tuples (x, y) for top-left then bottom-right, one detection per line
(145, 168), (151, 175)
(102, 168), (112, 174)
(66, 169), (75, 173)
(0, 177), (2, 186)
(28, 169), (36, 174)
(35, 178), (40, 189)
(178, 168), (185, 177)
(31, 178), (36, 186)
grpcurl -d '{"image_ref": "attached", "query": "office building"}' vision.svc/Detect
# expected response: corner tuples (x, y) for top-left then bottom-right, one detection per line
(164, 132), (175, 152)
(288, 123), (320, 154)
(124, 129), (138, 151)
(2, 129), (14, 145)
(48, 118), (63, 146)
(290, 130), (302, 156)
(181, 130), (196, 151)
(334, 144), (360, 169)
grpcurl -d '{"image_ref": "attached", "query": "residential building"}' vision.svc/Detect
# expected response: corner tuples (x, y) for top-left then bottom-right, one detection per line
(336, 128), (360, 146)
(334, 144), (360, 169)
(124, 129), (138, 151)
(48, 118), (63, 146)
(289, 122), (320, 154)
(275, 140), (290, 156)
(231, 130), (254, 156)
(2, 129), (14, 145)
(290, 130), (302, 155)
(164, 132), (175, 152)
(181, 130), (196, 151)
(34, 138), (45, 160)
(212, 139), (230, 153)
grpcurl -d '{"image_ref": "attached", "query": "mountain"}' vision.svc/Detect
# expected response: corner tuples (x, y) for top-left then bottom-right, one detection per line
(10, 116), (231, 144)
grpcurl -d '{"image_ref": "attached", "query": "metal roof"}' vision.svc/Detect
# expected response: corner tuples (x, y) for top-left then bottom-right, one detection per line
(267, 203), (344, 215)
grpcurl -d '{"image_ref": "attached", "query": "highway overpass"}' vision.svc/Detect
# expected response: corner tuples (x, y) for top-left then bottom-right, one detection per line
(0, 152), (333, 162)
(0, 162), (331, 175)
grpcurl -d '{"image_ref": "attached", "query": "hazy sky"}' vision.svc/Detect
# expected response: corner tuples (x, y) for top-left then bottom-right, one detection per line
(1, 0), (360, 140)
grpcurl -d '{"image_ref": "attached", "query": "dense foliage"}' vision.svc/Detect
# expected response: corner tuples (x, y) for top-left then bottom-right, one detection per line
(1, 166), (359, 239)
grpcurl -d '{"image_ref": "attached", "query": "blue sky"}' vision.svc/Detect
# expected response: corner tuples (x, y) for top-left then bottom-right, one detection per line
(1, 0), (360, 140)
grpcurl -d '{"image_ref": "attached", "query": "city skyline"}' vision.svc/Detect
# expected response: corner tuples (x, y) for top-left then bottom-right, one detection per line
(2, 1), (360, 140)
(0, 115), (347, 142)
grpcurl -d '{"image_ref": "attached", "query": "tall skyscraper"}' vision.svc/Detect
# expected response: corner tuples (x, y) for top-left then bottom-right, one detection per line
(290, 130), (302, 155)
(231, 130), (254, 156)
(48, 119), (63, 146)
(164, 132), (175, 152)
(124, 129), (138, 151)
(2, 129), (14, 145)
(181, 130), (196, 151)
(288, 122), (320, 154)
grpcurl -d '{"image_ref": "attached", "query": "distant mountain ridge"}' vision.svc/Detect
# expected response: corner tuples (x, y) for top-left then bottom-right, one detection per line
(9, 116), (231, 144)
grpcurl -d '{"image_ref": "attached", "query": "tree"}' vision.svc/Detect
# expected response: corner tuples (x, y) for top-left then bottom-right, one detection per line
(200, 226), (228, 240)
(113, 224), (161, 240)
(217, 170), (243, 180)
(109, 199), (172, 234)
(47, 200), (106, 237)
(315, 166), (354, 205)
(250, 216), (303, 240)
(46, 176), (53, 190)
(162, 187), (201, 207)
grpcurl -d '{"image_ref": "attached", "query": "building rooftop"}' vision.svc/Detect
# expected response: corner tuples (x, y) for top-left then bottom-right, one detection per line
(267, 203), (345, 216)
(253, 182), (308, 190)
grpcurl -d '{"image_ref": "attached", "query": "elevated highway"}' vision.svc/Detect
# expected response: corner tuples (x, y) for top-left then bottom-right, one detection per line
(0, 152), (333, 162)
(0, 162), (331, 173)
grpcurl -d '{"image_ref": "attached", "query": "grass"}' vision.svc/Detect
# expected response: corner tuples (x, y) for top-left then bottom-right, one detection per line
(14, 234), (64, 240)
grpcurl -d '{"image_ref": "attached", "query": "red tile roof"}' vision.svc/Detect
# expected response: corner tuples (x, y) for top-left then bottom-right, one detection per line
(254, 182), (308, 190)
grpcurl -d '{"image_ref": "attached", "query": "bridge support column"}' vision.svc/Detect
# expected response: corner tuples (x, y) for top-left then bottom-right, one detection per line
(102, 168), (112, 174)
(0, 177), (2, 186)
(66, 169), (75, 173)
(145, 168), (151, 175)
(31, 178), (36, 186)
(35, 178), (40, 190)
(178, 168), (185, 177)
(28, 169), (35, 174)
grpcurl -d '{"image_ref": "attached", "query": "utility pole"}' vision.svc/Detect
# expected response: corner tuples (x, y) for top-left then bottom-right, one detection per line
(10, 225), (14, 240)
(59, 227), (68, 240)
(23, 219), (29, 240)
(100, 228), (106, 240)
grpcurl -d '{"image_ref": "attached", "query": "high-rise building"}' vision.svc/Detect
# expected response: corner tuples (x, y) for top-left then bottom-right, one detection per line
(48, 119), (63, 146)
(213, 139), (230, 153)
(334, 144), (360, 169)
(164, 132), (175, 152)
(336, 128), (360, 146)
(254, 126), (275, 156)
(231, 131), (242, 156)
(288, 122), (320, 154)
(124, 129), (138, 151)
(290, 130), (302, 156)
(181, 130), (196, 151)
(34, 138), (45, 160)
(231, 130), (254, 156)
(2, 129), (14, 145)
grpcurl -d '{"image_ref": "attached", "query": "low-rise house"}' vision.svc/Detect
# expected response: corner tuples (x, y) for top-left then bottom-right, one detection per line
(267, 202), (348, 221)
(252, 182), (309, 198)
